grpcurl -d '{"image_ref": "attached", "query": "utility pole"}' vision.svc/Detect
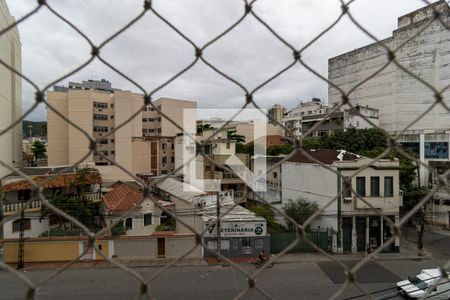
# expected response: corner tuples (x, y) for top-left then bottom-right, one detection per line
(17, 206), (25, 269)
(216, 192), (221, 261)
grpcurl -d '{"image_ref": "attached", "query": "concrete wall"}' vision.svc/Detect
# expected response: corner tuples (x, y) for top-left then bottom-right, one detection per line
(329, 2), (450, 134)
(281, 162), (338, 230)
(0, 1), (22, 177)
(2, 213), (49, 239)
(3, 238), (109, 263)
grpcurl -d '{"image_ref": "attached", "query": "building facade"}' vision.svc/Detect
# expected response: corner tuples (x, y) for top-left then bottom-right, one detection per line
(268, 104), (285, 126)
(283, 98), (379, 141)
(280, 150), (402, 253)
(47, 79), (196, 180)
(0, 0), (22, 178)
(328, 1), (450, 186)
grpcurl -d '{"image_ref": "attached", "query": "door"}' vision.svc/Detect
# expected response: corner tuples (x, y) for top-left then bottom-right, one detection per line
(342, 217), (352, 253)
(157, 238), (165, 258)
(369, 216), (381, 249)
(356, 217), (366, 252)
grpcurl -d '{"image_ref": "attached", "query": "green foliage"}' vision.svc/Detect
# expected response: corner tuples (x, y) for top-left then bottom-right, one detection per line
(267, 144), (293, 156)
(227, 130), (246, 144)
(236, 142), (253, 154)
(39, 228), (81, 237)
(248, 205), (285, 232)
(31, 140), (46, 160)
(23, 120), (47, 137)
(402, 186), (431, 212)
(197, 123), (215, 134)
(302, 128), (419, 191)
(283, 198), (319, 230)
(41, 190), (98, 231)
(111, 222), (127, 236)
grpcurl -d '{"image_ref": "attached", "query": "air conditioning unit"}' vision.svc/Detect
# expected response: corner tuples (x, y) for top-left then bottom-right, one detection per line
(343, 197), (352, 203)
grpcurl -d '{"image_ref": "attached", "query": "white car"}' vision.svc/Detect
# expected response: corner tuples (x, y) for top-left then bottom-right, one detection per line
(396, 269), (450, 299)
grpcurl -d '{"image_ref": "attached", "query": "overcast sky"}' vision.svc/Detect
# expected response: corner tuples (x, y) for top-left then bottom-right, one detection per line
(5, 0), (437, 121)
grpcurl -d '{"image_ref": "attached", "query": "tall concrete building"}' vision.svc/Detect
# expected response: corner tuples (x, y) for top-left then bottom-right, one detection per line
(268, 104), (285, 126)
(328, 1), (450, 185)
(0, 0), (22, 178)
(47, 79), (196, 180)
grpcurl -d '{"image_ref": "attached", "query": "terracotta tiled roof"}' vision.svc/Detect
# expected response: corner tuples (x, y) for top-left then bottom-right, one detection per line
(1, 171), (101, 193)
(287, 149), (361, 165)
(102, 181), (143, 212)
(249, 135), (286, 147)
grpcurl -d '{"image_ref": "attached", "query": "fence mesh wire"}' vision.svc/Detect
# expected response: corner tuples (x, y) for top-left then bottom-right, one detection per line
(0, 0), (450, 299)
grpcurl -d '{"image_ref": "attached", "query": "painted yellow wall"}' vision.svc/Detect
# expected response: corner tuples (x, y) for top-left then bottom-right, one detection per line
(4, 241), (79, 263)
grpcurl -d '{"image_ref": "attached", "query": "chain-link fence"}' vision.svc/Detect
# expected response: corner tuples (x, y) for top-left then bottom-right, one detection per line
(1, 0), (450, 299)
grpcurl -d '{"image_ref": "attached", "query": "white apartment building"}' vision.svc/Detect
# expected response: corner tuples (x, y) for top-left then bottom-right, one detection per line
(328, 1), (450, 186)
(0, 0), (22, 178)
(47, 79), (196, 180)
(283, 98), (378, 141)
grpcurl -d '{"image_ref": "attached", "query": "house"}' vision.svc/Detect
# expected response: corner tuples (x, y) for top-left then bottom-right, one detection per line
(101, 181), (173, 236)
(1, 167), (102, 239)
(155, 178), (269, 259)
(280, 149), (402, 253)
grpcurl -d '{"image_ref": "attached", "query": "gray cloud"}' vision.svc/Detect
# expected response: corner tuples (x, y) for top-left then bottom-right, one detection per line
(5, 0), (433, 121)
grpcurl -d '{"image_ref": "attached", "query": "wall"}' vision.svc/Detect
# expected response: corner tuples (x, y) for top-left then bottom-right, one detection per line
(281, 162), (338, 230)
(0, 1), (22, 177)
(2, 213), (49, 239)
(328, 2), (450, 134)
(47, 91), (69, 165)
(3, 238), (109, 263)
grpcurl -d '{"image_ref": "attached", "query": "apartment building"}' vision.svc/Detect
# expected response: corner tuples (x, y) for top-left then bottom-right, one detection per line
(268, 104), (285, 126)
(0, 0), (22, 178)
(47, 79), (195, 180)
(283, 98), (378, 141)
(328, 1), (450, 186)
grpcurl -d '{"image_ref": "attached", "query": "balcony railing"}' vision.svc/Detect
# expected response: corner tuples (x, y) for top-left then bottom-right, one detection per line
(2, 200), (42, 213)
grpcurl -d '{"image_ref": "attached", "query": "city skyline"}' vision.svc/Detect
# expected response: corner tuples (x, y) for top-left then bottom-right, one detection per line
(6, 0), (437, 121)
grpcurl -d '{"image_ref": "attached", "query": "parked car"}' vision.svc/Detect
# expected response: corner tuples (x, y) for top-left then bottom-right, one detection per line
(396, 268), (450, 299)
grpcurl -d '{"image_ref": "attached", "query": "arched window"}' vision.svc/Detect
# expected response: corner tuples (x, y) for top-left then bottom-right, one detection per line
(124, 218), (133, 230)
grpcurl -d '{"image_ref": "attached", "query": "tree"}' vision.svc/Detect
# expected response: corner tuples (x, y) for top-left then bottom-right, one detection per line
(248, 205), (285, 232)
(31, 140), (46, 161)
(283, 198), (319, 230)
(267, 144), (293, 156)
(301, 128), (419, 191)
(227, 130), (246, 144)
(197, 123), (215, 134)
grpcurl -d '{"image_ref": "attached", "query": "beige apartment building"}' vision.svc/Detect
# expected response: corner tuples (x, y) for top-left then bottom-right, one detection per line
(47, 79), (195, 180)
(268, 104), (285, 126)
(0, 0), (22, 178)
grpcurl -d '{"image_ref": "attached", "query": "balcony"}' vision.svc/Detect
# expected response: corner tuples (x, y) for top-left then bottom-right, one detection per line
(2, 200), (42, 214)
(354, 192), (403, 210)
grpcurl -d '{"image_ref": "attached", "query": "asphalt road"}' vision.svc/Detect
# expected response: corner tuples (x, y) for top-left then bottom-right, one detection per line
(0, 259), (446, 300)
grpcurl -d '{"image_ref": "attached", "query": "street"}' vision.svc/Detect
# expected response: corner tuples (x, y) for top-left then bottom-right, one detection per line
(1, 259), (447, 300)
(1, 226), (448, 300)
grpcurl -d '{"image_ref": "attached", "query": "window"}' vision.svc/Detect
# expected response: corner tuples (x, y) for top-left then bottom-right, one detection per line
(93, 126), (108, 133)
(93, 114), (108, 120)
(102, 151), (109, 156)
(342, 177), (351, 198)
(356, 177), (366, 197)
(370, 176), (380, 197)
(232, 238), (239, 250)
(125, 218), (133, 229)
(226, 143), (230, 149)
(162, 157), (167, 164)
(142, 118), (147, 122)
(171, 143), (174, 150)
(93, 102), (108, 109)
(110, 139), (115, 143)
(18, 190), (31, 201)
(171, 156), (174, 163)
(384, 176), (394, 197)
(111, 151), (115, 155)
(148, 118), (154, 122)
(241, 238), (251, 248)
(142, 128), (148, 134)
(12, 219), (31, 232)
(99, 139), (108, 145)
(273, 172), (278, 179)
(144, 213), (152, 226)
(162, 143), (166, 150)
